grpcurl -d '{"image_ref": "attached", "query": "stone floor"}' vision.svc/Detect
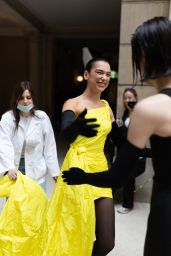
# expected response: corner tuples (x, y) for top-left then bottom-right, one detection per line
(109, 202), (149, 256)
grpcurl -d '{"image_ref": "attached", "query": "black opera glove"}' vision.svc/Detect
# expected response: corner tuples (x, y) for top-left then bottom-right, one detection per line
(62, 140), (143, 189)
(110, 121), (152, 157)
(62, 168), (87, 185)
(142, 148), (152, 158)
(61, 109), (100, 144)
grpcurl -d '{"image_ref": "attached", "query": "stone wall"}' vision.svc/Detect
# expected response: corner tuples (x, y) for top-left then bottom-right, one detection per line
(117, 0), (170, 202)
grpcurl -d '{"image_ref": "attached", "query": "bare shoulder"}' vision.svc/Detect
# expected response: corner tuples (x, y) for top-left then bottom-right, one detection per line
(130, 93), (171, 135)
(127, 95), (160, 148)
(62, 96), (83, 115)
(134, 93), (171, 119)
(128, 92), (171, 146)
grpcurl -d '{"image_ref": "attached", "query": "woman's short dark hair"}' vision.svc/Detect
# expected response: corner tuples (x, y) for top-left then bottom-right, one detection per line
(85, 57), (110, 72)
(11, 81), (37, 129)
(131, 16), (171, 82)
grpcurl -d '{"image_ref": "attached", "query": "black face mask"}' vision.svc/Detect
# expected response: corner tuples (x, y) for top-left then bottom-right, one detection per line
(127, 101), (136, 109)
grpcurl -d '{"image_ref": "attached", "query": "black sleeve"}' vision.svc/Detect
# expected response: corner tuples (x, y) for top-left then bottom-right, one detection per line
(60, 110), (77, 144)
(81, 140), (142, 189)
(60, 109), (99, 144)
(141, 148), (152, 158)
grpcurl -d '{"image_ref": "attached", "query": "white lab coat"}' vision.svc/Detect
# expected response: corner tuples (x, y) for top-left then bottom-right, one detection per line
(0, 110), (60, 184)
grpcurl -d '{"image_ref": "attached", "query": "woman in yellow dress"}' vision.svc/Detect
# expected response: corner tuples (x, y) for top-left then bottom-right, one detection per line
(43, 57), (120, 255)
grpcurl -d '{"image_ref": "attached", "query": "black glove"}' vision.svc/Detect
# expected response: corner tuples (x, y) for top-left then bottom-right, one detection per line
(62, 140), (143, 189)
(62, 167), (86, 185)
(61, 109), (100, 144)
(110, 122), (152, 157)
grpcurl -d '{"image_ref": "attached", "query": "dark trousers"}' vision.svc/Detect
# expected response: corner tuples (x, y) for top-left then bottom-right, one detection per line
(122, 178), (135, 209)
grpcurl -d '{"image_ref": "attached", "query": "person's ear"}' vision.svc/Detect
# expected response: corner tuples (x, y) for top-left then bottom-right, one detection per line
(83, 70), (89, 80)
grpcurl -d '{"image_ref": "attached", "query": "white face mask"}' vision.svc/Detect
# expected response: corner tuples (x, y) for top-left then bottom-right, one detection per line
(17, 103), (33, 113)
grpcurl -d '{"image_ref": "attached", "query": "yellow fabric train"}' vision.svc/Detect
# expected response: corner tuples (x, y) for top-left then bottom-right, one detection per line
(0, 172), (48, 256)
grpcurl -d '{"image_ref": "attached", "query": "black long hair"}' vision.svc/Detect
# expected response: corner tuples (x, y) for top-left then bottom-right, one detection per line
(10, 81), (37, 129)
(131, 16), (171, 83)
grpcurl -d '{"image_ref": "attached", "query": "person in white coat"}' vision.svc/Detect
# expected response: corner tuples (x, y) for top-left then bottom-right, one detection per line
(0, 80), (60, 190)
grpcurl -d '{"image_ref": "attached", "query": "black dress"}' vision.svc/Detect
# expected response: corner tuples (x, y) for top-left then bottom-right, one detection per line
(144, 88), (171, 256)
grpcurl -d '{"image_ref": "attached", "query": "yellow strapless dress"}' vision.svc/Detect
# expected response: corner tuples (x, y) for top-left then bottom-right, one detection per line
(42, 100), (113, 256)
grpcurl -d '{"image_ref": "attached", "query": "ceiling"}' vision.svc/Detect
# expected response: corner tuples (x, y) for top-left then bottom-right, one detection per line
(0, 0), (121, 39)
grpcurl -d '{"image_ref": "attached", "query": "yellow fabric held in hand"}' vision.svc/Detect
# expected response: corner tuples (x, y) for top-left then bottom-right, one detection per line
(0, 172), (48, 256)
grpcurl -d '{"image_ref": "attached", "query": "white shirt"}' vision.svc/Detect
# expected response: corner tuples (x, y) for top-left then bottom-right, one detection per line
(0, 110), (60, 183)
(124, 117), (130, 128)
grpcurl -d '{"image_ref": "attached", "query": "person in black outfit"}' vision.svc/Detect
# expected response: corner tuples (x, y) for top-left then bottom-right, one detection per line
(62, 16), (171, 256)
(117, 87), (146, 214)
